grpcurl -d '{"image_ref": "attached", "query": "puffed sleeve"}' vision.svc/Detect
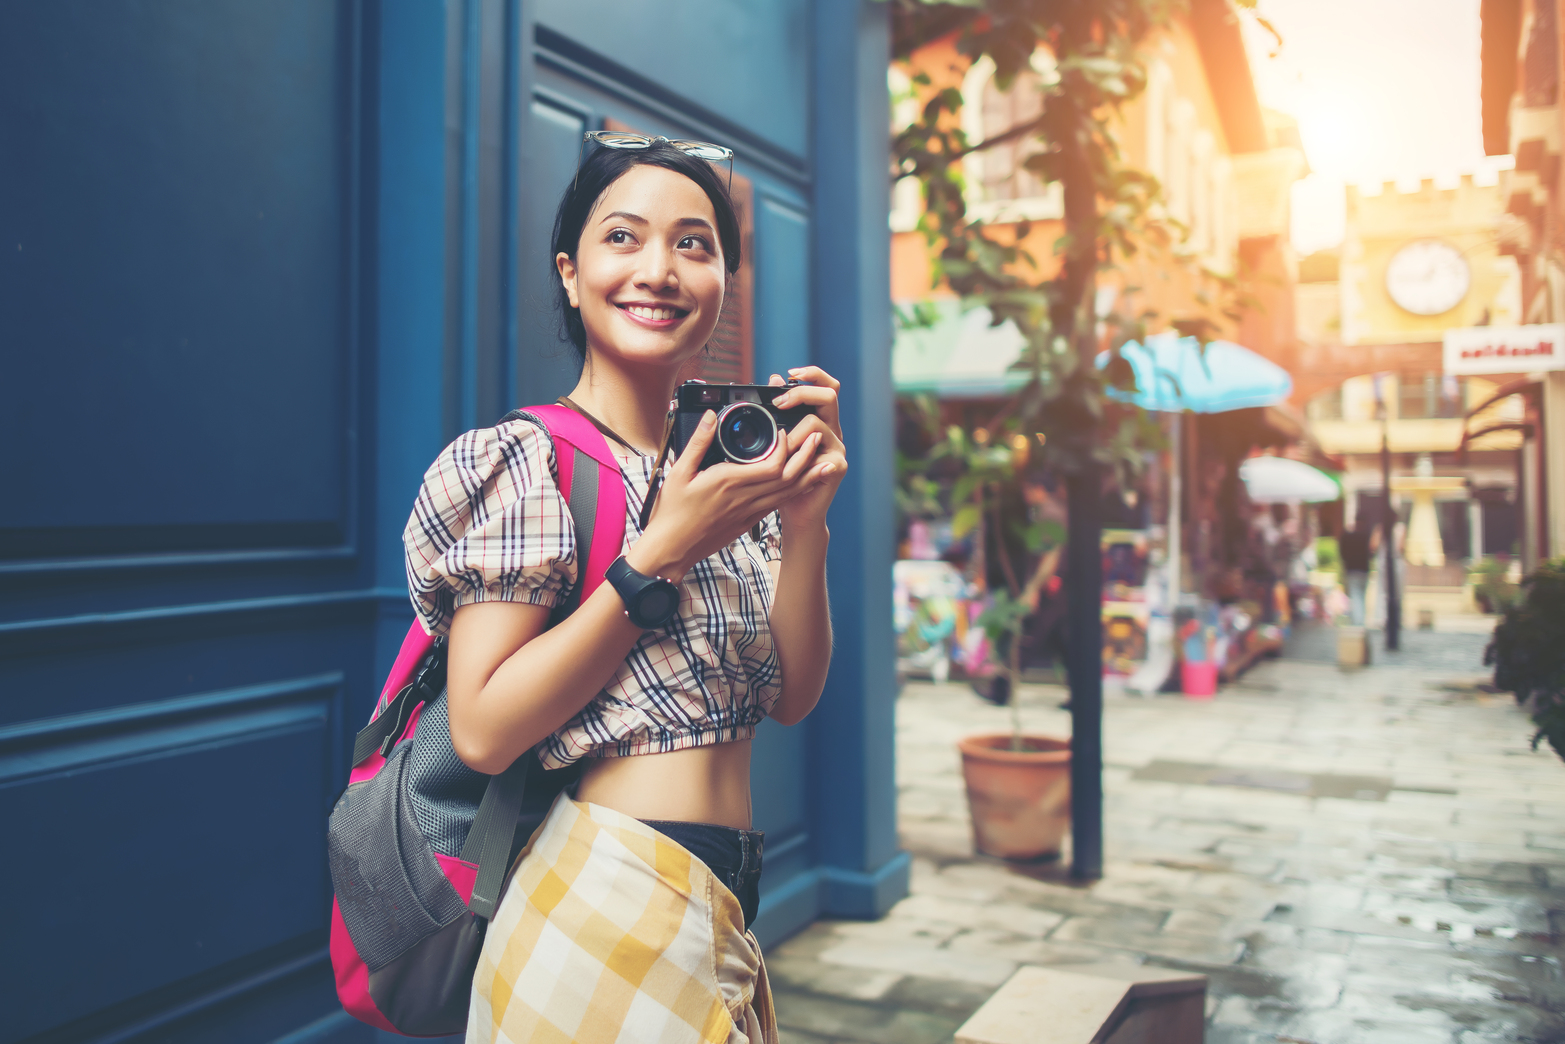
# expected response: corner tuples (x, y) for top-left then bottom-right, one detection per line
(404, 418), (577, 635)
(755, 510), (783, 564)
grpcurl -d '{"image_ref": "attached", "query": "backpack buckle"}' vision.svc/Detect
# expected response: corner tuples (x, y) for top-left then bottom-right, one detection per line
(411, 637), (448, 699)
(377, 639), (447, 758)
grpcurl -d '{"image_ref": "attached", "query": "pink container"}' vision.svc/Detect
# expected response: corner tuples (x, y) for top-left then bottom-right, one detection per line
(1181, 661), (1218, 698)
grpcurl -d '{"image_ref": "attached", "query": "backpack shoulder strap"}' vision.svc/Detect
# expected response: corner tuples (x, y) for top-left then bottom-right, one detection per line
(460, 405), (627, 919)
(501, 404), (627, 613)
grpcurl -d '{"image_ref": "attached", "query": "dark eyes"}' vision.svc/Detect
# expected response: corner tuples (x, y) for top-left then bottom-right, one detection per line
(604, 229), (711, 252)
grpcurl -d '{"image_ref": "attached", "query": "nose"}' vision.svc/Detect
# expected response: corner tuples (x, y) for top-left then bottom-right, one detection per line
(634, 242), (679, 293)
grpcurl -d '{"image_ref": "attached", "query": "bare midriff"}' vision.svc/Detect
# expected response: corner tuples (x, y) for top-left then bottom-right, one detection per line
(575, 738), (754, 829)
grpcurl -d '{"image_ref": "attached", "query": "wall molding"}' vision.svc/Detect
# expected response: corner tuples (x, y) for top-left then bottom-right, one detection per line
(0, 673), (344, 788)
(0, 589), (400, 656)
(0, 543), (359, 580)
(533, 24), (809, 188)
(40, 941), (329, 1044)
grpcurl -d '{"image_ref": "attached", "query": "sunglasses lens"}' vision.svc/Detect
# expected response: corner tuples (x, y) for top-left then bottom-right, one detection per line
(594, 132), (652, 149)
(670, 140), (731, 161)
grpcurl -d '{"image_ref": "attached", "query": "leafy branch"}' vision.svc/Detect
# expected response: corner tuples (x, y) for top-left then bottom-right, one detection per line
(886, 0), (1259, 484)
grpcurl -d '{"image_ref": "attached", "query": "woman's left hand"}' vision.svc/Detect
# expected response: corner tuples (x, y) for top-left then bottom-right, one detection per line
(766, 366), (847, 530)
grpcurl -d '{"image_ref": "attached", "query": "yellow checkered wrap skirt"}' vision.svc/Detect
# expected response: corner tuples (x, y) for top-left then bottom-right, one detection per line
(467, 796), (778, 1044)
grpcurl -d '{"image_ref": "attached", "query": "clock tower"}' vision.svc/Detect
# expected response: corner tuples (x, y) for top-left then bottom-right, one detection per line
(1339, 176), (1519, 345)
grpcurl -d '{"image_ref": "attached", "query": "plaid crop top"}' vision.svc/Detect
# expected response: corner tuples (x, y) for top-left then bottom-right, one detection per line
(403, 416), (784, 769)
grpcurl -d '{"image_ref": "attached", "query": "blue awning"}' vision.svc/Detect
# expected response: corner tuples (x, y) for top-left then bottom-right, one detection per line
(1099, 333), (1293, 413)
(895, 309), (1292, 413)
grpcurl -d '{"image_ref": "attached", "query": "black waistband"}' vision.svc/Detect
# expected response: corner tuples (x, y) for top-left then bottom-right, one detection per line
(640, 819), (764, 929)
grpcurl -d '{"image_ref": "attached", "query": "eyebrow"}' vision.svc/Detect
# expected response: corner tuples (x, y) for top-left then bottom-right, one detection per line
(599, 210), (715, 232)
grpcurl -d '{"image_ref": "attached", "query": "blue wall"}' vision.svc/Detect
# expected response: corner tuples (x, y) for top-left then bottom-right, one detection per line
(0, 2), (899, 1040)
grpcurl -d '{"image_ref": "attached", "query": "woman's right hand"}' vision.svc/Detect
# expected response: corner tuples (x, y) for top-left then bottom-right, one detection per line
(627, 408), (822, 580)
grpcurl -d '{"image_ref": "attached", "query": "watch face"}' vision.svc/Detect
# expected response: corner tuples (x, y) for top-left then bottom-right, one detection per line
(1385, 240), (1470, 316)
(635, 583), (678, 625)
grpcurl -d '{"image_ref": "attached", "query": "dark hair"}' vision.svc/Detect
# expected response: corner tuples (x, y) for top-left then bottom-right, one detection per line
(550, 142), (741, 359)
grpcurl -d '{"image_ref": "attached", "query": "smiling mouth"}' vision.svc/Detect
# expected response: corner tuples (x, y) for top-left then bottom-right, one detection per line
(618, 303), (689, 323)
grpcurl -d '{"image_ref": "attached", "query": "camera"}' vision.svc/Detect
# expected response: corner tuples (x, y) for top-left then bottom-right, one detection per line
(669, 380), (818, 471)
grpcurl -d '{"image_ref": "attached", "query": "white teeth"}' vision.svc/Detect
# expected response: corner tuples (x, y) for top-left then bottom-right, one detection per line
(626, 305), (677, 321)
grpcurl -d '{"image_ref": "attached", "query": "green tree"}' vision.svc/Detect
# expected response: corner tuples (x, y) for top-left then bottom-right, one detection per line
(1488, 559), (1565, 759)
(884, 0), (1259, 879)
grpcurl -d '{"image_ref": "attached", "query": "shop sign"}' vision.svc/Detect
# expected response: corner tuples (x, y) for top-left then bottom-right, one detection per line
(1442, 324), (1565, 375)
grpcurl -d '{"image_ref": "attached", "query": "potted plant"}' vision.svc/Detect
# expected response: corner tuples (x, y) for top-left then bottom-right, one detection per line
(960, 586), (1073, 860)
(930, 424), (1075, 861)
(1488, 558), (1565, 758)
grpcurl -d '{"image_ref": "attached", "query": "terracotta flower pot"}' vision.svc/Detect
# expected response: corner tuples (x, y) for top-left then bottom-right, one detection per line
(957, 733), (1071, 860)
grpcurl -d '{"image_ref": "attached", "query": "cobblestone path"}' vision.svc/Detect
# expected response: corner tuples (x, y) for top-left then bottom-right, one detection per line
(767, 635), (1565, 1043)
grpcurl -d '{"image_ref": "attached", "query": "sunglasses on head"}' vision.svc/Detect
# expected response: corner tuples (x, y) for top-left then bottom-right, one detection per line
(576, 131), (735, 193)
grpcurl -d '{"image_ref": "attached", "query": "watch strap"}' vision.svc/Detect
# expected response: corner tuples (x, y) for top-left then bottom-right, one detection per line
(605, 555), (679, 628)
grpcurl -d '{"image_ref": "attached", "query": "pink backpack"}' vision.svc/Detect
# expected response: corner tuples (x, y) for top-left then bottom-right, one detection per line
(328, 405), (625, 1037)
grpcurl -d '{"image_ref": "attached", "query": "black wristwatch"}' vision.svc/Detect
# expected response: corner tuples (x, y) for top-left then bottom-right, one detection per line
(605, 555), (680, 629)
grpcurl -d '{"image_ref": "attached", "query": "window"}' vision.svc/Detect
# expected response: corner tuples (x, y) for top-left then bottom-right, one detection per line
(960, 56), (1063, 222)
(889, 66), (921, 233)
(1143, 59), (1232, 270)
(978, 66), (1047, 202)
(1397, 372), (1465, 420)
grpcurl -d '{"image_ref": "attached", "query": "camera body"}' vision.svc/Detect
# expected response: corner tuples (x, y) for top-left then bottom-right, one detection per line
(669, 380), (817, 471)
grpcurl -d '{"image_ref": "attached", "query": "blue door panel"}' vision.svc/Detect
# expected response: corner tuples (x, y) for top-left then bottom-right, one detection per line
(533, 0), (810, 158)
(3, 686), (338, 1041)
(750, 718), (808, 841)
(754, 196), (812, 385)
(0, 606), (375, 724)
(1, 2), (898, 1038)
(751, 716), (811, 909)
(0, 0), (354, 556)
(515, 92), (589, 409)
(39, 943), (348, 1044)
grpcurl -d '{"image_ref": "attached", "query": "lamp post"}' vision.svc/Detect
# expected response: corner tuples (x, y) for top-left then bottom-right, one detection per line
(1377, 376), (1401, 651)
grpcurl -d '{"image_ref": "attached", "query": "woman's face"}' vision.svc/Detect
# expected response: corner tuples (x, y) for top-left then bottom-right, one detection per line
(557, 163), (726, 372)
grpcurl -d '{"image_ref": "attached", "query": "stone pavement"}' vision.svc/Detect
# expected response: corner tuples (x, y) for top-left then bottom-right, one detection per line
(766, 626), (1565, 1043)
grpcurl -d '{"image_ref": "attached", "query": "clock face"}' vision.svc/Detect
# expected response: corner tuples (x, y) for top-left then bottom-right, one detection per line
(1385, 240), (1470, 316)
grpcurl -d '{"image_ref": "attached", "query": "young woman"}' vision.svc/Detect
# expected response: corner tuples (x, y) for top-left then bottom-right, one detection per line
(403, 137), (846, 1043)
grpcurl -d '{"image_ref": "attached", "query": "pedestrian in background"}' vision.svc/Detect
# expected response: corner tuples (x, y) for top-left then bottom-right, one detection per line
(1338, 521), (1379, 626)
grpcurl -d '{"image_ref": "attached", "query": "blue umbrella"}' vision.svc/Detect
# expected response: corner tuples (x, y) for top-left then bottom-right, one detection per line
(1093, 333), (1294, 695)
(1099, 333), (1293, 413)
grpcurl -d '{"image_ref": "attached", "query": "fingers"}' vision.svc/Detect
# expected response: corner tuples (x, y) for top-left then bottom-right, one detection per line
(786, 414), (830, 443)
(670, 410), (717, 481)
(771, 370), (843, 438)
(748, 454), (846, 518)
(771, 384), (836, 411)
(780, 431), (824, 483)
(768, 372), (786, 387)
(801, 451), (845, 491)
(786, 365), (840, 391)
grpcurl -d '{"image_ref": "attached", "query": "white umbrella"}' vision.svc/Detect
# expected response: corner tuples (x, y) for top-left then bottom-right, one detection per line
(1239, 456), (1341, 503)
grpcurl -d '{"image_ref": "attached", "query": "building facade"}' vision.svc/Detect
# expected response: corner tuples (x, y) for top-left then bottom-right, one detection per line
(890, 0), (1305, 369)
(1480, 0), (1565, 565)
(1298, 178), (1528, 582)
(0, 4), (901, 1042)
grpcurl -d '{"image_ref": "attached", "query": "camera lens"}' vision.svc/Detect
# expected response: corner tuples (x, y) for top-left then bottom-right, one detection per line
(715, 403), (778, 464)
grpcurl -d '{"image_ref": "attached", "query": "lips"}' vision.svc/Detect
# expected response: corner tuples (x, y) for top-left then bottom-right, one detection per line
(617, 302), (689, 324)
